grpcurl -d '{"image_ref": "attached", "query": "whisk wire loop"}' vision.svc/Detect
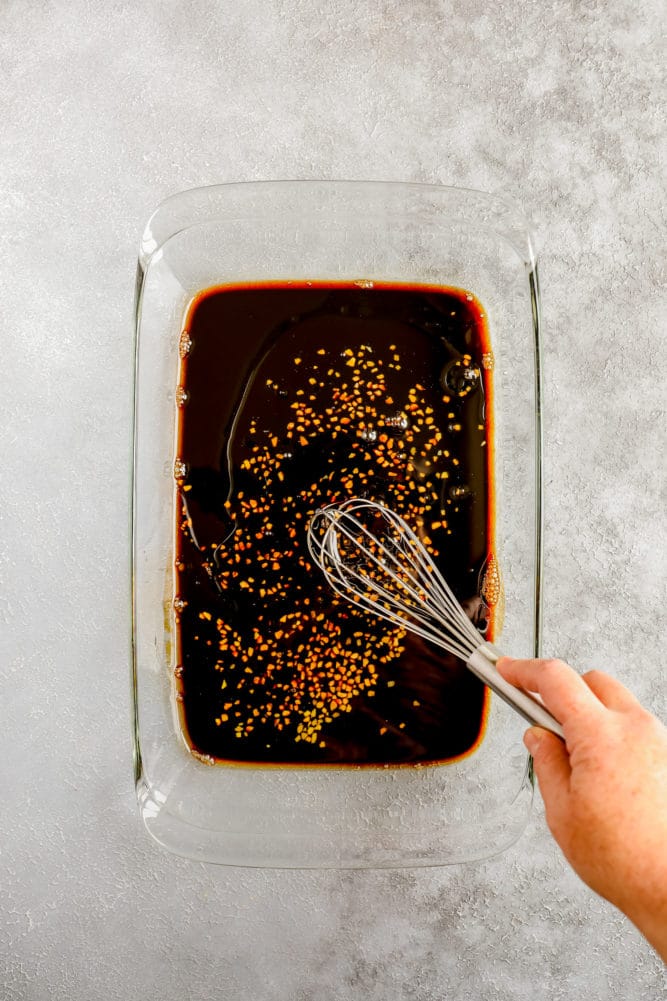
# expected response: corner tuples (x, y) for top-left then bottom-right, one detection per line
(308, 498), (482, 661)
(307, 497), (565, 740)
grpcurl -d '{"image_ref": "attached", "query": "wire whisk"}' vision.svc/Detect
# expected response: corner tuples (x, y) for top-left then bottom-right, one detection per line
(307, 498), (563, 739)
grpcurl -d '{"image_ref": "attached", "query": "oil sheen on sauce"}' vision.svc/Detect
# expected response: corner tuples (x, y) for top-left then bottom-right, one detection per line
(172, 282), (499, 767)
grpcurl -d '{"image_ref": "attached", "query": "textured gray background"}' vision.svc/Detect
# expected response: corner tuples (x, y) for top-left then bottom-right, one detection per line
(1, 1), (665, 998)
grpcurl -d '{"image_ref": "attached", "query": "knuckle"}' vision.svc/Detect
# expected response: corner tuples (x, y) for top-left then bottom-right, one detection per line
(635, 705), (658, 728)
(542, 658), (567, 674)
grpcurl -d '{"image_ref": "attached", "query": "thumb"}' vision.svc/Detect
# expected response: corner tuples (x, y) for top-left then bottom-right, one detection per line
(525, 727), (571, 827)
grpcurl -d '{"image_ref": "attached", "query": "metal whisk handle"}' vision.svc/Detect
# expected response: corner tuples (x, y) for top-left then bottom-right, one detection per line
(467, 643), (565, 740)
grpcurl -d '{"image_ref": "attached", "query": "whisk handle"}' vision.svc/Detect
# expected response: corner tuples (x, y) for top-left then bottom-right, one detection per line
(467, 644), (565, 740)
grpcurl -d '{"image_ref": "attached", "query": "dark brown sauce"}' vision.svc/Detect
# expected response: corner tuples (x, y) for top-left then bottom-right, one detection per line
(173, 282), (498, 767)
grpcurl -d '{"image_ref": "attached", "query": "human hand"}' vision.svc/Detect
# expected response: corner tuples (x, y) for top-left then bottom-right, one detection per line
(497, 657), (667, 962)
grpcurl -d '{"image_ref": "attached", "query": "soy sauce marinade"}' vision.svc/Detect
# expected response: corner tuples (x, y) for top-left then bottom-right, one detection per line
(173, 282), (499, 766)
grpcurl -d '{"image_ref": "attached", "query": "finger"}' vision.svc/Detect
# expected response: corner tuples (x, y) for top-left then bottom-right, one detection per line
(524, 726), (572, 826)
(581, 670), (643, 712)
(497, 657), (604, 724)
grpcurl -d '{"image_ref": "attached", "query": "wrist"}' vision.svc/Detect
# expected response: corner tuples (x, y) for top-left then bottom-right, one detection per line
(623, 895), (667, 963)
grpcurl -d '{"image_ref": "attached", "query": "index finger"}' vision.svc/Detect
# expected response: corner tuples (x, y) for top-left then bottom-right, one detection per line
(496, 657), (606, 725)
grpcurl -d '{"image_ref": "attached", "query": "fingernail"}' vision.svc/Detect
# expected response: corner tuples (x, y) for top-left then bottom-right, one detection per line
(524, 727), (542, 753)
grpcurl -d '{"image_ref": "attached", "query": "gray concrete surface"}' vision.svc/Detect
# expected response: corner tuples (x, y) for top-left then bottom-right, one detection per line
(1, 1), (665, 998)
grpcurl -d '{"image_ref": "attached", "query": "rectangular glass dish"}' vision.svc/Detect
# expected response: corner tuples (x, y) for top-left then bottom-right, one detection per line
(131, 181), (543, 867)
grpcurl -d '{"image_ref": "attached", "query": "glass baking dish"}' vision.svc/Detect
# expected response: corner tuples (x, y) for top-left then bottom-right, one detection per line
(131, 180), (543, 867)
